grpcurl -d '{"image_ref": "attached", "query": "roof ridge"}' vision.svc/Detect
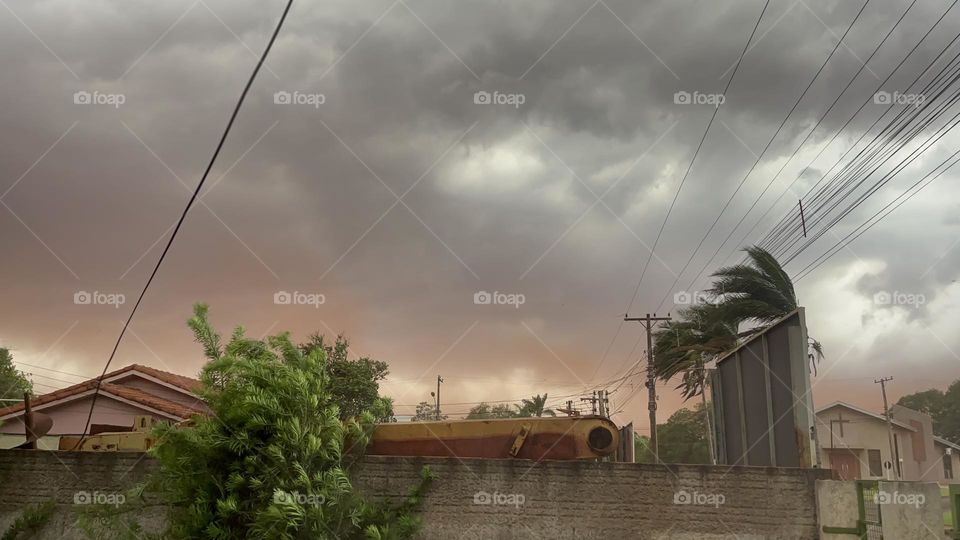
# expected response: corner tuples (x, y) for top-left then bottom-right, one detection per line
(0, 368), (204, 420)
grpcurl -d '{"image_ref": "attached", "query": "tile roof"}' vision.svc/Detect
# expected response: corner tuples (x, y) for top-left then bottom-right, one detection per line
(0, 364), (204, 420)
(105, 363), (202, 392)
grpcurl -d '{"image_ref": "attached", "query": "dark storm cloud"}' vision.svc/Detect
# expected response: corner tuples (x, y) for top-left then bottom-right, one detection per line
(2, 0), (960, 421)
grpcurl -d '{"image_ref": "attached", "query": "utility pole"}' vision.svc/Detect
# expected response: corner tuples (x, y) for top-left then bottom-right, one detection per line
(436, 375), (444, 420)
(557, 400), (580, 416)
(23, 393), (35, 450)
(625, 313), (672, 460)
(581, 392), (598, 415)
(875, 377), (899, 479)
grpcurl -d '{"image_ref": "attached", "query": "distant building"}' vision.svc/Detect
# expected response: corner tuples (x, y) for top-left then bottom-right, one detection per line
(816, 401), (960, 483)
(0, 364), (206, 449)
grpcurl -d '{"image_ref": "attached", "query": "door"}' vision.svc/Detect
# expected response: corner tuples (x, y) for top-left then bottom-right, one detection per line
(829, 449), (862, 480)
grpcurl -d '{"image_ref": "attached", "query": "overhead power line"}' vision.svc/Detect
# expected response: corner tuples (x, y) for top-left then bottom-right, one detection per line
(680, 0), (920, 292)
(623, 0), (770, 315)
(74, 0), (296, 445)
(752, 0), (960, 253)
(794, 146), (960, 280)
(654, 0), (872, 312)
(773, 55), (960, 263)
(593, 0), (771, 385)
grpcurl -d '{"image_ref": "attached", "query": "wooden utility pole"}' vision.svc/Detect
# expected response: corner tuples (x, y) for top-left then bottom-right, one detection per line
(435, 375), (444, 420)
(23, 393), (35, 450)
(625, 313), (672, 459)
(875, 377), (899, 479)
(557, 400), (580, 416)
(581, 392), (598, 415)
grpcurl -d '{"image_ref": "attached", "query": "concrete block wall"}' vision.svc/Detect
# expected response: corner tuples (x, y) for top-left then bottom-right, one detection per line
(878, 481), (944, 540)
(359, 456), (829, 539)
(0, 450), (830, 539)
(0, 450), (165, 538)
(816, 479), (948, 540)
(816, 480), (859, 540)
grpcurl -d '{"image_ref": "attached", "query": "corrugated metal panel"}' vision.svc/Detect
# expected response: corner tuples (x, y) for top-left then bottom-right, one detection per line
(710, 308), (815, 468)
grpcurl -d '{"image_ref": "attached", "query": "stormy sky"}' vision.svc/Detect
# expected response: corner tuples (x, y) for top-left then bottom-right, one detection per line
(2, 0), (960, 429)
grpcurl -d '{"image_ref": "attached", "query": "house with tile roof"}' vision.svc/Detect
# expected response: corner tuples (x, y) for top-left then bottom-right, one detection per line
(0, 364), (208, 450)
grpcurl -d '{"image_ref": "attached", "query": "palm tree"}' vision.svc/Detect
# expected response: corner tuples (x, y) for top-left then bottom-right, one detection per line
(653, 245), (822, 398)
(707, 245), (798, 329)
(653, 304), (737, 400)
(516, 394), (555, 417)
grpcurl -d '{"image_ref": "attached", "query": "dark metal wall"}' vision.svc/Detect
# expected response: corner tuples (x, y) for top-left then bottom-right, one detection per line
(710, 308), (816, 467)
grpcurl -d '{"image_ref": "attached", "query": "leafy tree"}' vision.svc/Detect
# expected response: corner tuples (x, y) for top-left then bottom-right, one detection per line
(411, 401), (446, 421)
(89, 304), (430, 539)
(897, 388), (945, 418)
(515, 394), (555, 417)
(0, 348), (32, 400)
(636, 404), (711, 464)
(299, 334), (394, 422)
(465, 403), (517, 419)
(634, 434), (654, 463)
(898, 382), (960, 443)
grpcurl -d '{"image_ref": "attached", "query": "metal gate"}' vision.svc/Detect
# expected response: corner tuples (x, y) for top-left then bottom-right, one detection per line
(821, 480), (882, 539)
(950, 484), (960, 539)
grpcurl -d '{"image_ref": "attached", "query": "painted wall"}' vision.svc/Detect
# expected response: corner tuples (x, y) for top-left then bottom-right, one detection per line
(816, 406), (913, 479)
(932, 442), (960, 484)
(0, 395), (175, 440)
(890, 405), (941, 483)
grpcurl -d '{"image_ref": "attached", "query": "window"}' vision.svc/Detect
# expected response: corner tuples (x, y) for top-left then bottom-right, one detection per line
(944, 453), (954, 480)
(868, 449), (882, 477)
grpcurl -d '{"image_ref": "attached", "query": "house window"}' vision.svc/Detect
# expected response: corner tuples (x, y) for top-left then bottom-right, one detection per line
(944, 453), (954, 480)
(868, 449), (882, 477)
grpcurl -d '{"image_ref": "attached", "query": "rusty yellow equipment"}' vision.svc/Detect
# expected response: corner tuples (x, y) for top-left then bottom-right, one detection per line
(60, 414), (620, 460)
(59, 415), (158, 452)
(368, 416), (619, 460)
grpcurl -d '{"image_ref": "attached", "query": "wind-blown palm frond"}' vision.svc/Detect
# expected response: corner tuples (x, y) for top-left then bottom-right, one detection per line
(652, 246), (823, 399)
(653, 305), (737, 399)
(708, 246), (797, 326)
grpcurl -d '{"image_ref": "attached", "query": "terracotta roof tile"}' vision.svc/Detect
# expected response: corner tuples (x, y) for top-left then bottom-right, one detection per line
(0, 365), (205, 420)
(105, 363), (202, 392)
